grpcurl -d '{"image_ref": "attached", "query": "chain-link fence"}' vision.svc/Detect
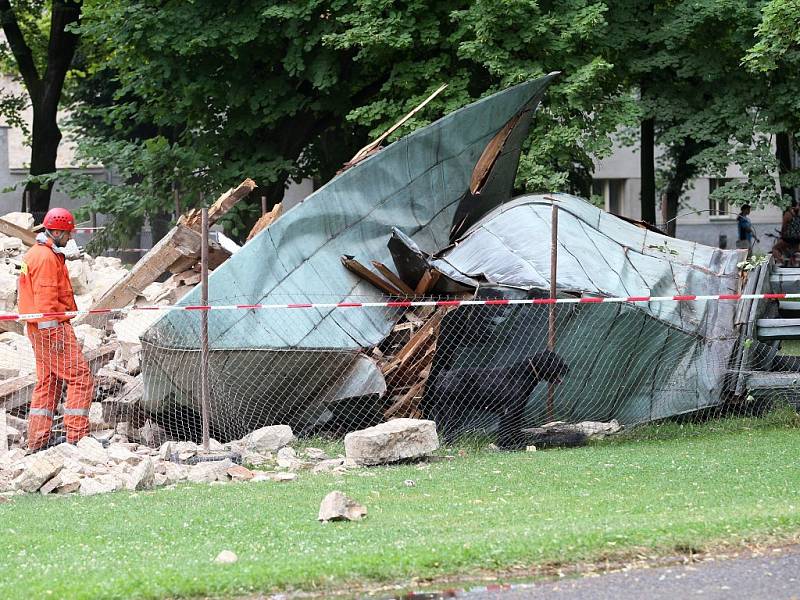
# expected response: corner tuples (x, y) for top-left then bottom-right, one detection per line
(2, 293), (798, 453)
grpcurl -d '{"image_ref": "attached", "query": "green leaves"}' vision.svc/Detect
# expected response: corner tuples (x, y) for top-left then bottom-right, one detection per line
(61, 0), (800, 247)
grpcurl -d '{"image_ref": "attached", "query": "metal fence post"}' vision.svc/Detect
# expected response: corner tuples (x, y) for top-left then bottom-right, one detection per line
(200, 205), (211, 451)
(547, 201), (559, 421)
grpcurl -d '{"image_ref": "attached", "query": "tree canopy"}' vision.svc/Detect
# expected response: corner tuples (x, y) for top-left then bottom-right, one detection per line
(63, 0), (632, 243)
(0, 1), (796, 241)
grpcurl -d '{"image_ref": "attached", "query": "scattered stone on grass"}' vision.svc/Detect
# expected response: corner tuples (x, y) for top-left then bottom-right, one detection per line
(318, 491), (367, 522)
(344, 418), (439, 466)
(214, 550), (238, 564)
(238, 425), (295, 453)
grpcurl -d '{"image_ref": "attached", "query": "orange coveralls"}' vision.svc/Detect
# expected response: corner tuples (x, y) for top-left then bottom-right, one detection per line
(18, 237), (93, 450)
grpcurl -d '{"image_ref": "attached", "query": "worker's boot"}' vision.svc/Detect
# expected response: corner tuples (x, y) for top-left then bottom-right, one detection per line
(26, 435), (68, 455)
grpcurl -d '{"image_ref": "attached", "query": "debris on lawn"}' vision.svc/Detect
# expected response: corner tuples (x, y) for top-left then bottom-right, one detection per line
(214, 550), (239, 565)
(318, 490), (367, 522)
(0, 425), (327, 497)
(344, 418), (439, 466)
(0, 179), (258, 439)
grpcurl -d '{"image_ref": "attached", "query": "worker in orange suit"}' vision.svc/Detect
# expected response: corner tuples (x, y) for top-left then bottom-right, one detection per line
(17, 207), (93, 452)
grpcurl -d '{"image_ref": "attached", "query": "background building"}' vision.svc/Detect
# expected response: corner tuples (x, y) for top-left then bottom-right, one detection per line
(593, 141), (782, 253)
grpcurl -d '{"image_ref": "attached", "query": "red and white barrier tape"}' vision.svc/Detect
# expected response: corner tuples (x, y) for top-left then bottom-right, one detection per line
(1, 292), (798, 323)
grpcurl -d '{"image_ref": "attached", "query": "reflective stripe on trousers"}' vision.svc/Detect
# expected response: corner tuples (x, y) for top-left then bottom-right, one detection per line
(29, 407), (55, 418)
(27, 322), (94, 450)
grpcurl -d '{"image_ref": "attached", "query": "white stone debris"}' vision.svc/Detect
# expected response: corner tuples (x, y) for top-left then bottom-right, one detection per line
(344, 418), (439, 466)
(0, 416), (388, 497)
(318, 491), (367, 522)
(214, 550), (238, 564)
(238, 425), (295, 453)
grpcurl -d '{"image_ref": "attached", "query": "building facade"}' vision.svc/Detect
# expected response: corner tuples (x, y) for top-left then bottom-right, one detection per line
(593, 142), (782, 253)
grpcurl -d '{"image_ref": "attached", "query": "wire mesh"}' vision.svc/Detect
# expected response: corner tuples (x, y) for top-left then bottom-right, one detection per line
(1, 293), (798, 453)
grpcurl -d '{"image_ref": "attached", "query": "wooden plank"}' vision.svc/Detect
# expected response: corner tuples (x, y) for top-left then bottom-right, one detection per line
(166, 236), (230, 274)
(179, 178), (257, 230)
(470, 112), (522, 194)
(385, 380), (425, 419)
(77, 225), (202, 327)
(382, 309), (446, 377)
(80, 179), (254, 325)
(350, 84), (447, 164)
(247, 202), (283, 242)
(170, 270), (201, 286)
(341, 256), (404, 296)
(371, 261), (416, 296)
(414, 269), (441, 295)
(95, 367), (137, 386)
(386, 342), (436, 388)
(0, 217), (36, 246)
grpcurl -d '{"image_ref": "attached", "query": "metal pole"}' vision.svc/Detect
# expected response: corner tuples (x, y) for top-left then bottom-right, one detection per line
(261, 195), (267, 216)
(200, 204), (211, 451)
(547, 201), (558, 421)
(23, 190), (29, 214)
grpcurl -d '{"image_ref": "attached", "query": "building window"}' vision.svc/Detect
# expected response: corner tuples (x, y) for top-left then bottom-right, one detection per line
(708, 178), (733, 216)
(591, 179), (625, 215)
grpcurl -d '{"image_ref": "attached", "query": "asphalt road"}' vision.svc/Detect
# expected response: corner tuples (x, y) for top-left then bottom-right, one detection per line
(397, 546), (800, 600)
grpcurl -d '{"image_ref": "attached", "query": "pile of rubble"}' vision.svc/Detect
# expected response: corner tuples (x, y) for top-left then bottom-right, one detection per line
(0, 419), (440, 498)
(0, 181), (257, 447)
(0, 212), (210, 379)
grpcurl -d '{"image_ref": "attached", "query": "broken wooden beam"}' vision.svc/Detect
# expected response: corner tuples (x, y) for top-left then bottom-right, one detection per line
(341, 256), (404, 296)
(78, 178), (255, 325)
(382, 308), (446, 377)
(0, 217), (36, 246)
(349, 84), (447, 164)
(415, 269), (441, 295)
(371, 261), (416, 296)
(386, 341), (436, 389)
(179, 178), (257, 230)
(385, 379), (426, 419)
(77, 225), (203, 327)
(247, 201), (283, 242)
(166, 232), (231, 274)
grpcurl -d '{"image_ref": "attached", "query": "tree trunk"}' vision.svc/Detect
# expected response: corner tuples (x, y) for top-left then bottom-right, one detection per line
(0, 0), (81, 218)
(663, 140), (699, 237)
(25, 108), (62, 215)
(776, 132), (796, 203)
(640, 117), (656, 224)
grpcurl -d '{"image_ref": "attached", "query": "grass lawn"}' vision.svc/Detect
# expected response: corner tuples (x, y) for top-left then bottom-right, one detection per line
(1, 413), (799, 599)
(780, 340), (800, 356)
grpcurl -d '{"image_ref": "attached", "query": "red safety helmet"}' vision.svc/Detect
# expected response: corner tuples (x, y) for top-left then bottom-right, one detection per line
(42, 207), (76, 232)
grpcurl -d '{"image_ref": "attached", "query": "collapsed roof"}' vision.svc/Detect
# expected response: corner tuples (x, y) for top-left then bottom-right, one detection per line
(140, 73), (743, 438)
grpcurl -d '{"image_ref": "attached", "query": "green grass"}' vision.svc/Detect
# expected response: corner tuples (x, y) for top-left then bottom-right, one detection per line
(780, 340), (800, 356)
(2, 416), (800, 599)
